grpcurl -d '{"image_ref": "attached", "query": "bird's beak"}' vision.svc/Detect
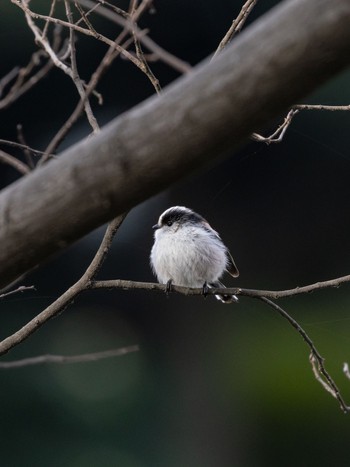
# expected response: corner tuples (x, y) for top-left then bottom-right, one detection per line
(152, 224), (160, 230)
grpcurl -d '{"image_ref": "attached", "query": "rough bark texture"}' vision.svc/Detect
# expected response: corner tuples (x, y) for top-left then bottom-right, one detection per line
(1, 0), (350, 288)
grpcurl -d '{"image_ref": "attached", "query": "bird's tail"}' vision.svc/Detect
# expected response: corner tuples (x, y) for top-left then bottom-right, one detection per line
(209, 281), (238, 304)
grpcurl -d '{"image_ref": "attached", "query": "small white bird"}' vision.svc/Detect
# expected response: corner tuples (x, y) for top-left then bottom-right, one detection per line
(150, 206), (239, 303)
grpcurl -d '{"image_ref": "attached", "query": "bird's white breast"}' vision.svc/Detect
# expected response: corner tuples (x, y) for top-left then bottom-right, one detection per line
(150, 225), (228, 287)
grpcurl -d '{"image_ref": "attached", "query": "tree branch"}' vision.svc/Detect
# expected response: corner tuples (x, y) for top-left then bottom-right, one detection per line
(0, 150), (31, 175)
(258, 297), (349, 413)
(1, 0), (350, 288)
(0, 345), (139, 368)
(212, 0), (258, 58)
(0, 285), (35, 300)
(88, 273), (350, 299)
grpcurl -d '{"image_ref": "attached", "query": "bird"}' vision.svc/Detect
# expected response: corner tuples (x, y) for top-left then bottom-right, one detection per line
(150, 206), (239, 303)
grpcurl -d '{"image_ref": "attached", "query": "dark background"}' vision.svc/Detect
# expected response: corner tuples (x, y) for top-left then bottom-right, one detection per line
(1, 1), (350, 466)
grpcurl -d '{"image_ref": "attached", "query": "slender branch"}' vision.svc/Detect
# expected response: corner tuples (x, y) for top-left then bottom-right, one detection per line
(252, 109), (298, 143)
(294, 103), (350, 111)
(0, 285), (35, 300)
(72, 0), (192, 74)
(252, 104), (350, 144)
(16, 125), (35, 169)
(0, 345), (139, 368)
(64, 0), (100, 133)
(0, 67), (20, 98)
(89, 273), (350, 299)
(40, 0), (152, 159)
(0, 139), (48, 156)
(130, 0), (161, 94)
(0, 53), (55, 110)
(0, 150), (31, 175)
(18, 1), (72, 76)
(212, 0), (258, 58)
(42, 0), (58, 39)
(13, 0), (145, 71)
(258, 297), (349, 413)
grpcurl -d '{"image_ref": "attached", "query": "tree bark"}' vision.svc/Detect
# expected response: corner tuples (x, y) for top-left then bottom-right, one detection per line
(1, 0), (350, 288)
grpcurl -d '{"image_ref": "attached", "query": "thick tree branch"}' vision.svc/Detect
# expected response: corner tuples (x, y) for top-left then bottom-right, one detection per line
(1, 0), (350, 288)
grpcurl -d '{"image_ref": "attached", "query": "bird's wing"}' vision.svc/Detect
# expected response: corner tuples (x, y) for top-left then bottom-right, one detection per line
(204, 221), (240, 278)
(226, 250), (239, 278)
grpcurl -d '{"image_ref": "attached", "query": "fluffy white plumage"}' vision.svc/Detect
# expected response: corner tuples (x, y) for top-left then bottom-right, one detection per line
(150, 206), (239, 303)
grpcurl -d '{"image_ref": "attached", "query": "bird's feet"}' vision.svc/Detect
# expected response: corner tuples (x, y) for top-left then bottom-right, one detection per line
(165, 279), (173, 295)
(202, 282), (209, 298)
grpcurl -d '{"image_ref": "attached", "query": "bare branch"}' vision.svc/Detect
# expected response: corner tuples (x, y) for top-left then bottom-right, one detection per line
(74, 0), (192, 74)
(0, 139), (48, 156)
(0, 150), (31, 175)
(294, 103), (350, 111)
(40, 0), (153, 160)
(252, 104), (350, 144)
(88, 273), (350, 299)
(212, 0), (258, 58)
(130, 0), (161, 94)
(16, 125), (35, 169)
(42, 0), (58, 39)
(0, 285), (35, 300)
(0, 345), (139, 368)
(344, 363), (350, 381)
(12, 0), (146, 71)
(310, 353), (338, 399)
(258, 297), (349, 413)
(251, 109), (298, 143)
(0, 67), (20, 98)
(0, 51), (56, 110)
(64, 0), (100, 133)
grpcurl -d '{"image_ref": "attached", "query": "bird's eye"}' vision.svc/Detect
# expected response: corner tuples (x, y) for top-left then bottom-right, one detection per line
(166, 220), (173, 227)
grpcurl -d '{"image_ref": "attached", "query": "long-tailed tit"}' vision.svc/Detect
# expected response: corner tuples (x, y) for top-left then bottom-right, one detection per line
(150, 206), (239, 303)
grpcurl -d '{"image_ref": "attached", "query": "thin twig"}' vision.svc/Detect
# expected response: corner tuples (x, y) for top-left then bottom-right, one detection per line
(64, 0), (100, 133)
(294, 103), (350, 111)
(0, 345), (139, 368)
(16, 124), (35, 169)
(212, 0), (258, 59)
(13, 0), (145, 71)
(73, 0), (191, 74)
(258, 297), (349, 413)
(0, 67), (20, 98)
(130, 0), (161, 94)
(0, 285), (35, 300)
(42, 0), (58, 39)
(252, 109), (298, 143)
(0, 150), (31, 175)
(74, 1), (99, 33)
(0, 139), (48, 156)
(252, 104), (350, 144)
(0, 41), (60, 110)
(41, 0), (148, 159)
